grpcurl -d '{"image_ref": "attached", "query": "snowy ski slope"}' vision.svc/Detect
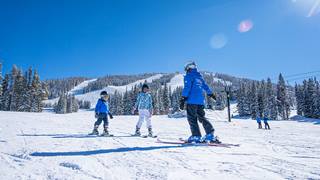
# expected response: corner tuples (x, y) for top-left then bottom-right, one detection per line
(43, 73), (232, 108)
(68, 79), (98, 96)
(166, 73), (184, 90)
(44, 74), (163, 107)
(0, 109), (319, 180)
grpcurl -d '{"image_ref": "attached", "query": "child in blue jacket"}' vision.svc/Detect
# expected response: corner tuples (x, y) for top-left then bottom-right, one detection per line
(179, 61), (219, 143)
(263, 116), (271, 130)
(89, 91), (113, 136)
(132, 84), (154, 137)
(256, 116), (262, 129)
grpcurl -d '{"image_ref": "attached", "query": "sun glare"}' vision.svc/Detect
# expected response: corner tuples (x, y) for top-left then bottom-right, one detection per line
(291, 0), (320, 17)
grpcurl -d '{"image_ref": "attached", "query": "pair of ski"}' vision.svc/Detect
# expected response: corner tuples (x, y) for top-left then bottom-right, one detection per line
(156, 138), (240, 148)
(88, 133), (157, 138)
(131, 134), (158, 138)
(88, 133), (115, 137)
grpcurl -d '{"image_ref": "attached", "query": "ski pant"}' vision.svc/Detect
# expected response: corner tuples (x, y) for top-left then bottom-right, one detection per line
(94, 113), (109, 128)
(258, 122), (262, 129)
(136, 109), (152, 129)
(186, 104), (214, 136)
(264, 122), (270, 129)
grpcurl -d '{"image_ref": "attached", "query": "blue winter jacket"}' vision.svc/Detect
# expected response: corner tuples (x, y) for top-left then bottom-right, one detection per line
(263, 117), (269, 123)
(95, 98), (109, 114)
(182, 69), (213, 105)
(134, 92), (153, 110)
(256, 117), (262, 123)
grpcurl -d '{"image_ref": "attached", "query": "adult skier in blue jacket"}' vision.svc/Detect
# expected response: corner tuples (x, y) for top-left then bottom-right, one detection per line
(89, 91), (114, 136)
(180, 61), (219, 143)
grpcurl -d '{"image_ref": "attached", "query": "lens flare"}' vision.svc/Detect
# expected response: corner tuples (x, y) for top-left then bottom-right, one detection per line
(292, 0), (320, 17)
(307, 0), (320, 17)
(209, 33), (228, 49)
(238, 20), (253, 33)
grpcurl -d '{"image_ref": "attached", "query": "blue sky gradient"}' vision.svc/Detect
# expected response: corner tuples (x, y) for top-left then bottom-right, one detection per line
(0, 0), (319, 81)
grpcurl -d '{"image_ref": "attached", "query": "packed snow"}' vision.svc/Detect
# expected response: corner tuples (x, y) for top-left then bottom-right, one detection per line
(1, 109), (319, 180)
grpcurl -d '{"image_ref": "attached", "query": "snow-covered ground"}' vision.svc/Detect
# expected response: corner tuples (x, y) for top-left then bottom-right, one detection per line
(44, 74), (163, 107)
(1, 110), (319, 180)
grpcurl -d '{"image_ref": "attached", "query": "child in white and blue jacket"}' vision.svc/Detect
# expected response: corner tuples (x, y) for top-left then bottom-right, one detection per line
(90, 91), (113, 136)
(132, 84), (153, 136)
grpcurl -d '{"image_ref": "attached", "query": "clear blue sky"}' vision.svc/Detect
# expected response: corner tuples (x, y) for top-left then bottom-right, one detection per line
(0, 0), (319, 81)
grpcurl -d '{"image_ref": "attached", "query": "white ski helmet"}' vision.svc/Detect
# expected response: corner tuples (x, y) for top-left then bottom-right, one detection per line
(184, 61), (197, 72)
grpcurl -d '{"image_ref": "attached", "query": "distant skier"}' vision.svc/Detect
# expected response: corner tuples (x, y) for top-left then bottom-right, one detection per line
(89, 91), (114, 136)
(263, 116), (271, 130)
(179, 61), (219, 143)
(132, 84), (154, 137)
(256, 116), (263, 129)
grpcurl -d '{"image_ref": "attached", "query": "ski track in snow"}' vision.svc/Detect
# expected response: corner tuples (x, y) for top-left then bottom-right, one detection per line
(0, 110), (320, 180)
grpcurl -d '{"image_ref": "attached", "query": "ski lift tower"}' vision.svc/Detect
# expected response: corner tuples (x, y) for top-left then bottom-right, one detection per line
(224, 83), (231, 122)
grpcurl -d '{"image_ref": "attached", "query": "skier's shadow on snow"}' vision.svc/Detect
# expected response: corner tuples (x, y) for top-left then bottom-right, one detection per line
(30, 145), (187, 157)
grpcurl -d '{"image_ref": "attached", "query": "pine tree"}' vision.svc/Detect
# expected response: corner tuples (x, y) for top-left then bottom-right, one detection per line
(30, 70), (44, 112)
(14, 69), (25, 111)
(71, 95), (79, 112)
(9, 65), (19, 111)
(249, 81), (259, 119)
(170, 87), (182, 113)
(122, 89), (132, 115)
(162, 83), (170, 114)
(313, 79), (320, 118)
(158, 88), (165, 114)
(79, 100), (91, 109)
(23, 68), (33, 111)
(66, 95), (73, 113)
(215, 93), (226, 110)
(237, 81), (252, 116)
(295, 83), (304, 116)
(153, 90), (161, 115)
(265, 78), (278, 120)
(257, 80), (266, 117)
(55, 94), (67, 114)
(277, 74), (290, 120)
(0, 63), (2, 97)
(0, 63), (3, 110)
(0, 74), (10, 111)
(304, 78), (315, 118)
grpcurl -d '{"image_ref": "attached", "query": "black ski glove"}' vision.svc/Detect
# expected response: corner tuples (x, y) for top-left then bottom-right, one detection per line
(208, 93), (217, 101)
(179, 96), (188, 110)
(95, 112), (99, 119)
(108, 113), (113, 119)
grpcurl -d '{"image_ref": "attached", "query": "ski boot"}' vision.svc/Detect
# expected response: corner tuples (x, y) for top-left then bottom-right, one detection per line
(187, 135), (202, 143)
(101, 127), (112, 136)
(132, 127), (141, 136)
(201, 133), (221, 144)
(89, 125), (99, 135)
(148, 127), (153, 137)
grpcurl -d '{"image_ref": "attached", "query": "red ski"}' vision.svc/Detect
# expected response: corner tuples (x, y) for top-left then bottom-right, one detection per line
(156, 138), (240, 148)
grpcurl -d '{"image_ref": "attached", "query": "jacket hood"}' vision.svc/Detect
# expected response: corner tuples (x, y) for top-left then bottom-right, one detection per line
(187, 68), (201, 77)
